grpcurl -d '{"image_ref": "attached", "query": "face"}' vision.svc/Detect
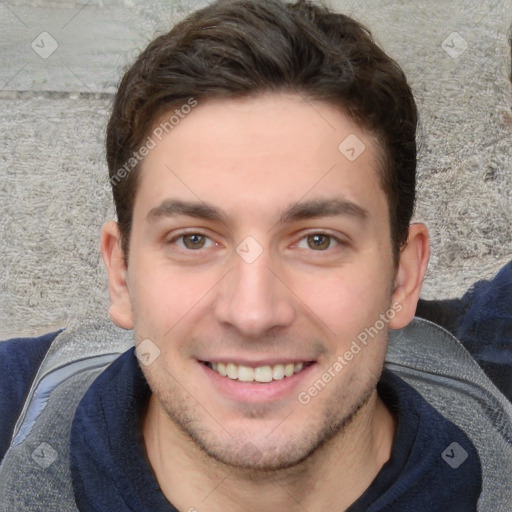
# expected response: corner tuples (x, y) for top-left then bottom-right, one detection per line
(104, 93), (423, 471)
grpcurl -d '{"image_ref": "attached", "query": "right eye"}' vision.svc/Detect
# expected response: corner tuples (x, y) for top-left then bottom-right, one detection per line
(171, 233), (216, 250)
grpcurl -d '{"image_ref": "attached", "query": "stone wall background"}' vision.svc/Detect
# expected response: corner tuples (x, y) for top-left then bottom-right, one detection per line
(1, 0), (511, 339)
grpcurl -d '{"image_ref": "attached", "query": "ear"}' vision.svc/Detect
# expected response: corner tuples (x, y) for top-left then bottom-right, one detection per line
(389, 223), (430, 329)
(100, 221), (134, 330)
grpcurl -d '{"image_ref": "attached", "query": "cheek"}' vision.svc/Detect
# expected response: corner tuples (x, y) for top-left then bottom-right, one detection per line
(291, 264), (393, 338)
(127, 253), (220, 337)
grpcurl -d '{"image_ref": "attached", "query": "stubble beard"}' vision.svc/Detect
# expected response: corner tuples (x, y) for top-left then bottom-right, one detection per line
(142, 363), (381, 475)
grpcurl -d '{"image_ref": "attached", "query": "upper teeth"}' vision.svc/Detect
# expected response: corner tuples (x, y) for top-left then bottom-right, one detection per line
(210, 362), (304, 383)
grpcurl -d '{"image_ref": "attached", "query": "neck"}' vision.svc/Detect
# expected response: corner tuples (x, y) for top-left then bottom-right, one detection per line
(142, 390), (396, 512)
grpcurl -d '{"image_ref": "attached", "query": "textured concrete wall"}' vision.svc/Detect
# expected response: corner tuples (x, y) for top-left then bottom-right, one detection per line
(1, 0), (511, 338)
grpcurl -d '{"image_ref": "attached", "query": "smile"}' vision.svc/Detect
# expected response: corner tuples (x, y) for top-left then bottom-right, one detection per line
(205, 361), (310, 383)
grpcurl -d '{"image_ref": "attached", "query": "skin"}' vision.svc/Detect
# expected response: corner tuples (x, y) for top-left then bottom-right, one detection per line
(101, 93), (430, 511)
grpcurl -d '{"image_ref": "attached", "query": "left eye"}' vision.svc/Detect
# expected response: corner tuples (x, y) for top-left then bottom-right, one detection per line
(297, 234), (339, 251)
(175, 234), (215, 250)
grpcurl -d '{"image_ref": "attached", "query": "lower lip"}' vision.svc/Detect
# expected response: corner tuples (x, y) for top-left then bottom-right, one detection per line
(197, 361), (317, 403)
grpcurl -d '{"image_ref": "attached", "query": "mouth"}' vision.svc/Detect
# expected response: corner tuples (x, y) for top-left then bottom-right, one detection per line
(202, 361), (314, 383)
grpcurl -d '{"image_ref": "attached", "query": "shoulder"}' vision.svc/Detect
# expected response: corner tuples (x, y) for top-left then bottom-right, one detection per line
(416, 260), (512, 401)
(384, 370), (482, 509)
(0, 330), (61, 463)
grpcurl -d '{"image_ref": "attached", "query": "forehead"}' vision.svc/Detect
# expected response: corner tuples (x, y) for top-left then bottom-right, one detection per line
(135, 93), (386, 223)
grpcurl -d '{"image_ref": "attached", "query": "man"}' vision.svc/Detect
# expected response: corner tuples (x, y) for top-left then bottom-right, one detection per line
(1, 1), (511, 510)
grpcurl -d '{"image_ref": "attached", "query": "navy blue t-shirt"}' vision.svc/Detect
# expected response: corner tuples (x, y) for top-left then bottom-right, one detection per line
(71, 348), (482, 511)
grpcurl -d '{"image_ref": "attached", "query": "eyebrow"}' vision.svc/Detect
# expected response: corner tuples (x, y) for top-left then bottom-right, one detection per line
(279, 198), (369, 223)
(147, 199), (228, 224)
(146, 197), (369, 225)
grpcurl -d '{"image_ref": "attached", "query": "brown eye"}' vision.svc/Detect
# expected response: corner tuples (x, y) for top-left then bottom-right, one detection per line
(306, 234), (333, 250)
(182, 234), (207, 249)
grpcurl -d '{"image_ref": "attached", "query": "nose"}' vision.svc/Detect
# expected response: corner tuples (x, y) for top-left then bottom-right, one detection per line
(213, 246), (296, 339)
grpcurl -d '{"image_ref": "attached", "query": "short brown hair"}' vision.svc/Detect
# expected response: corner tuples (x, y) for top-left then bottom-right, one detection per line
(106, 0), (418, 263)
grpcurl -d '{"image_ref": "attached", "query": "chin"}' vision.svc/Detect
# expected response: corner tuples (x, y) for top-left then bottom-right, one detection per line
(167, 387), (375, 474)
